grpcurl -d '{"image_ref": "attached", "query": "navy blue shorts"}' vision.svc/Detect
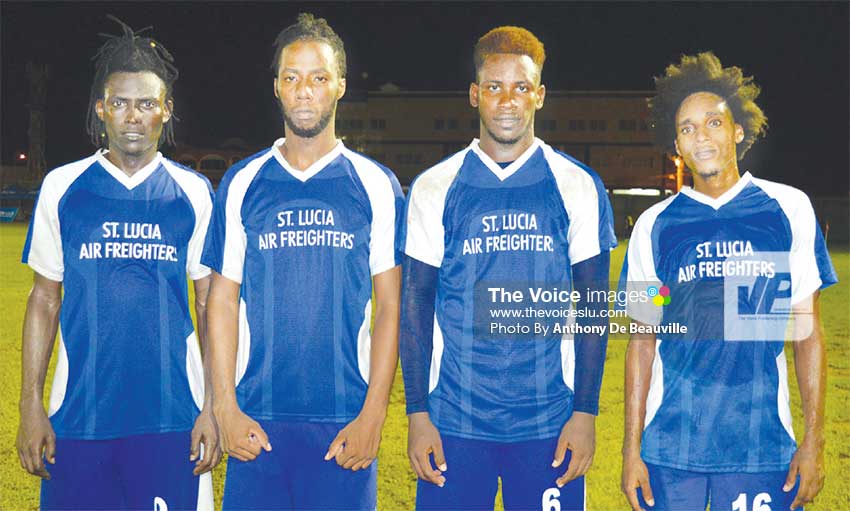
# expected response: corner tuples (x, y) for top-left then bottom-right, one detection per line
(416, 434), (585, 510)
(637, 463), (802, 511)
(40, 430), (212, 510)
(223, 420), (377, 510)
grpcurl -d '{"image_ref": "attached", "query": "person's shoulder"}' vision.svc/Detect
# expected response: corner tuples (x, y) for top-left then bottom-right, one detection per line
(161, 157), (213, 192)
(749, 175), (810, 206)
(218, 148), (276, 191)
(409, 146), (470, 196)
(543, 143), (603, 182)
(43, 153), (99, 184)
(341, 146), (397, 180)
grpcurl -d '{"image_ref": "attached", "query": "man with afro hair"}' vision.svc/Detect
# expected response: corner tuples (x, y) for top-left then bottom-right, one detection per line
(18, 16), (218, 510)
(620, 52), (836, 511)
(401, 25), (616, 510)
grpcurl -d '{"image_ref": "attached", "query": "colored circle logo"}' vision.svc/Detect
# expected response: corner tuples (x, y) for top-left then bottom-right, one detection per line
(659, 286), (670, 297)
(647, 286), (659, 297)
(652, 295), (664, 306)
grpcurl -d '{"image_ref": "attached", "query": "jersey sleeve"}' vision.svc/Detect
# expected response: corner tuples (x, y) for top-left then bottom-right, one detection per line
(399, 255), (439, 414)
(368, 171), (405, 275)
(201, 171), (248, 284)
(571, 250), (609, 415)
(187, 181), (215, 280)
(404, 176), (446, 267)
(22, 174), (65, 282)
(788, 194), (838, 304)
(622, 212), (663, 325)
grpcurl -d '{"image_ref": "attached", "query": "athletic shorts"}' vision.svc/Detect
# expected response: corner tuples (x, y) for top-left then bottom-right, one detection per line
(416, 433), (585, 511)
(223, 420), (377, 510)
(636, 462), (802, 511)
(40, 430), (213, 510)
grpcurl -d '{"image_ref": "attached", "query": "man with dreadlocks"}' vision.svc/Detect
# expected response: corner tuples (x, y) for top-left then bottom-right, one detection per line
(401, 26), (615, 510)
(17, 16), (218, 510)
(620, 52), (837, 511)
(202, 12), (403, 510)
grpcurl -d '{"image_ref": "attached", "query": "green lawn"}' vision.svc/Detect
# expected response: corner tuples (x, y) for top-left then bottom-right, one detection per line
(1, 222), (848, 509)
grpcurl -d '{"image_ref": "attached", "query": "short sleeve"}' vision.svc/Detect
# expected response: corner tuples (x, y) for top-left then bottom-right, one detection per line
(404, 177), (447, 267)
(22, 175), (67, 282)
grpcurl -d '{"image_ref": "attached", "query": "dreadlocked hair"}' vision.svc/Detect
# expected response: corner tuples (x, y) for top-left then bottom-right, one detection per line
(270, 13), (346, 78)
(86, 15), (179, 148)
(648, 51), (767, 160)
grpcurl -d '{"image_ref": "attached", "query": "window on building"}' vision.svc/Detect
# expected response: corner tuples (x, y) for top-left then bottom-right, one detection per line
(434, 119), (445, 130)
(397, 153), (424, 165)
(541, 119), (556, 131)
(370, 119), (386, 130)
(619, 119), (637, 131)
(640, 120), (649, 131)
(178, 159), (197, 169)
(589, 120), (607, 131)
(469, 118), (479, 130)
(569, 119), (586, 131)
(447, 119), (458, 130)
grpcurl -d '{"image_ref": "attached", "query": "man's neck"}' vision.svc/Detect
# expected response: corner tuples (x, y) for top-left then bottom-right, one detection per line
(105, 148), (158, 178)
(279, 129), (338, 171)
(692, 164), (741, 199)
(478, 131), (535, 164)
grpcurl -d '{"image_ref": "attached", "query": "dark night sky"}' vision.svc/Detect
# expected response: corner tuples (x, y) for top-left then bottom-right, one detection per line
(2, 1), (848, 196)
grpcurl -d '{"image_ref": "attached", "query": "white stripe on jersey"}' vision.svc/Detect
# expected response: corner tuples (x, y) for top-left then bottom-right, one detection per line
(48, 331), (69, 417)
(428, 313), (445, 393)
(25, 155), (95, 281)
(644, 340), (665, 429)
(220, 152), (275, 283)
(356, 300), (372, 384)
(342, 147), (401, 275)
(162, 160), (214, 280)
(404, 148), (469, 267)
(541, 143), (603, 265)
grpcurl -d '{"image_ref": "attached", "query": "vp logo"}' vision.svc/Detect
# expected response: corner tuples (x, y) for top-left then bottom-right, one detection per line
(737, 272), (791, 315)
(154, 496), (168, 511)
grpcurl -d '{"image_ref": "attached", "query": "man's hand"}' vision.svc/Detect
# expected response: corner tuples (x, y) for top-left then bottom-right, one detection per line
(17, 403), (56, 479)
(213, 402), (271, 462)
(407, 412), (446, 487)
(325, 408), (386, 471)
(785, 435), (825, 510)
(190, 407), (222, 475)
(553, 411), (596, 487)
(621, 450), (654, 511)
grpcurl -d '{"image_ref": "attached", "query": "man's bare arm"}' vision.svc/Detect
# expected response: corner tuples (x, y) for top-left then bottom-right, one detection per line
(189, 275), (222, 474)
(17, 272), (62, 479)
(786, 292), (827, 509)
(208, 271), (270, 462)
(621, 328), (656, 511)
(326, 266), (401, 470)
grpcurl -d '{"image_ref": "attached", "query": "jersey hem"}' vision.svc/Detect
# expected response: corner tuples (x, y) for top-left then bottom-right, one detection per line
(434, 425), (562, 443)
(243, 413), (359, 423)
(641, 455), (792, 474)
(53, 422), (196, 441)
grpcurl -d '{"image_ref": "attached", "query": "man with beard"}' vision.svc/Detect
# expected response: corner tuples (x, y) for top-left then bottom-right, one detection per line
(203, 13), (404, 510)
(400, 26), (615, 510)
(620, 52), (836, 511)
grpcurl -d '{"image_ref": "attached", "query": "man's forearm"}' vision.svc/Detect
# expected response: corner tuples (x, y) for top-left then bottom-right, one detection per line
(194, 276), (214, 409)
(207, 274), (241, 409)
(792, 296), (826, 443)
(362, 267), (401, 415)
(623, 331), (655, 455)
(20, 276), (63, 408)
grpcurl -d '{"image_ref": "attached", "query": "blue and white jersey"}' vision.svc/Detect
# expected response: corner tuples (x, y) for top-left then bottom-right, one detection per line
(404, 138), (616, 442)
(621, 172), (837, 472)
(202, 139), (404, 423)
(22, 151), (213, 440)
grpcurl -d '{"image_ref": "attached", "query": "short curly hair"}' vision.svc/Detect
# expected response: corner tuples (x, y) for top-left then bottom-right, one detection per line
(270, 13), (346, 78)
(474, 26), (545, 81)
(648, 52), (767, 160)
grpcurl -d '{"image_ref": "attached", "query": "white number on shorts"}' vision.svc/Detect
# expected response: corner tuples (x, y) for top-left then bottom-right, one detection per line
(732, 492), (772, 511)
(153, 496), (168, 511)
(542, 487), (561, 511)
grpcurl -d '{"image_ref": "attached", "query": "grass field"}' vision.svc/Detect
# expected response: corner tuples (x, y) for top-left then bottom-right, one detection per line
(1, 222), (848, 509)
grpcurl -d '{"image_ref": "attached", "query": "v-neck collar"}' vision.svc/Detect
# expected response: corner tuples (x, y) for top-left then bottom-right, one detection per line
(96, 150), (162, 190)
(272, 138), (344, 182)
(469, 138), (542, 181)
(679, 171), (753, 210)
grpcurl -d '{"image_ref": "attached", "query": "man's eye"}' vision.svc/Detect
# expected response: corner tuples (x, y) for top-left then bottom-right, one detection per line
(488, 85), (500, 92)
(517, 85), (529, 93)
(709, 119), (722, 127)
(680, 126), (693, 134)
(315, 76), (328, 82)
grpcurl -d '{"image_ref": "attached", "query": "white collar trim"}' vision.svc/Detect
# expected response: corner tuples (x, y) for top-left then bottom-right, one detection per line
(271, 138), (344, 182)
(469, 138), (542, 181)
(679, 171), (753, 210)
(96, 150), (163, 190)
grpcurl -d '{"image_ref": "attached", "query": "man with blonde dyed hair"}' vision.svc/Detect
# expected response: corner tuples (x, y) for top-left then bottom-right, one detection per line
(401, 26), (615, 510)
